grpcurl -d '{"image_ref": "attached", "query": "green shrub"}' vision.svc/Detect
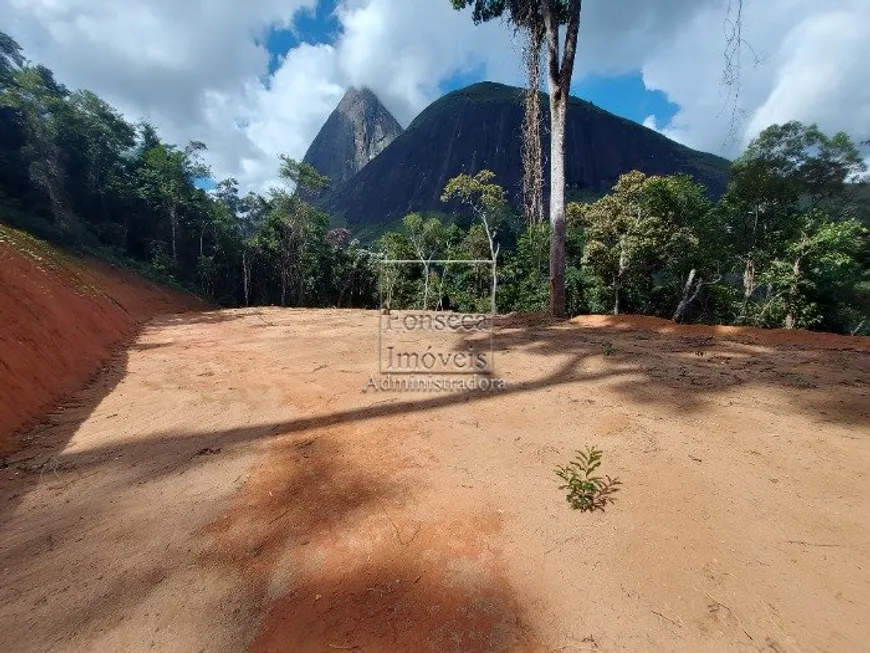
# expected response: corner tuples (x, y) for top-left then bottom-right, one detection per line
(555, 446), (621, 511)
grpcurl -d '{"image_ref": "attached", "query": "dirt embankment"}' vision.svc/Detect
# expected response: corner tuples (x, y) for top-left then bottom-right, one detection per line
(0, 225), (204, 452)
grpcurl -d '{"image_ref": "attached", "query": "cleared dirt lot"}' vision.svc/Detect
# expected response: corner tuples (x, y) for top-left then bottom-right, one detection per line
(1, 308), (868, 652)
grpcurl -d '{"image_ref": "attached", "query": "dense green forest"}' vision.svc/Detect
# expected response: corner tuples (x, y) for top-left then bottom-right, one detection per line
(1, 32), (867, 334)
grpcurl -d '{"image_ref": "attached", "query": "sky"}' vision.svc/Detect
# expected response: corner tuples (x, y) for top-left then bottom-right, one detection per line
(1, 0), (868, 194)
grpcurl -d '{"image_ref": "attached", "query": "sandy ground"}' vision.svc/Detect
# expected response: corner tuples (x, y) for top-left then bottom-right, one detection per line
(1, 307), (868, 652)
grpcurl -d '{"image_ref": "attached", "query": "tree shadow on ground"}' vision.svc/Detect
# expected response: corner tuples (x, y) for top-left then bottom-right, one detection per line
(0, 344), (131, 526)
(204, 432), (536, 652)
(1, 412), (537, 652)
(1, 308), (866, 651)
(11, 314), (866, 490)
(476, 316), (869, 426)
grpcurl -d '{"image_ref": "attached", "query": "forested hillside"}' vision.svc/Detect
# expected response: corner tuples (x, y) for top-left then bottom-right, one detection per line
(0, 32), (379, 309)
(0, 32), (867, 334)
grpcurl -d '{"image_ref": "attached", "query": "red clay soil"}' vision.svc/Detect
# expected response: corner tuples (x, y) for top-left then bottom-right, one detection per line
(0, 225), (203, 453)
(0, 307), (867, 652)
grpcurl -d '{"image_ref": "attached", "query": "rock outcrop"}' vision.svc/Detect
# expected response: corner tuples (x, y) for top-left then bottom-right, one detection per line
(300, 87), (403, 201)
(316, 82), (730, 228)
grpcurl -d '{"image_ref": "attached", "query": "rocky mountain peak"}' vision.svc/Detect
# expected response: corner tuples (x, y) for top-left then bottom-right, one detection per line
(300, 86), (403, 200)
(336, 86), (379, 112)
(318, 81), (730, 232)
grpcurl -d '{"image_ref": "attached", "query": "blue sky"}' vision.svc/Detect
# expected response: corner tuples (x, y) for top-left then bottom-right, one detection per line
(260, 2), (679, 130)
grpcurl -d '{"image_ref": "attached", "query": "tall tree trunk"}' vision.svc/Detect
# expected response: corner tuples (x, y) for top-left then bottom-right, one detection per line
(480, 215), (500, 315)
(491, 259), (498, 316)
(784, 256), (802, 329)
(739, 204), (761, 323)
(169, 203), (178, 264)
(542, 0), (582, 318)
(522, 26), (544, 230)
(242, 249), (251, 306)
(741, 257), (755, 321)
(548, 88), (567, 317)
(295, 259), (304, 306)
(422, 262), (430, 310)
(613, 236), (628, 315)
(32, 146), (74, 232)
(673, 269), (698, 323)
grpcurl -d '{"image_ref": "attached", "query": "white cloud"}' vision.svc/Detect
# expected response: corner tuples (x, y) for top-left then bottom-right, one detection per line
(1, 0), (868, 192)
(642, 115), (659, 132)
(642, 0), (870, 158)
(0, 0), (319, 189)
(746, 7), (870, 145)
(334, 0), (521, 126)
(241, 43), (345, 193)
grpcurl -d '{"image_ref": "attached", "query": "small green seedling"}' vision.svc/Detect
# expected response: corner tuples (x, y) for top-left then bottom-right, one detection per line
(603, 341), (616, 356)
(555, 446), (621, 512)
